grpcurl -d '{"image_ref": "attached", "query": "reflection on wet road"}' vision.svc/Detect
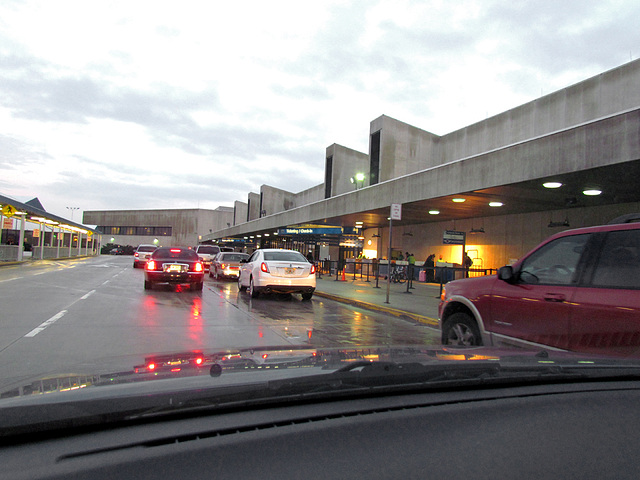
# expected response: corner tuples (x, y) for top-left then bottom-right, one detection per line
(0, 256), (439, 388)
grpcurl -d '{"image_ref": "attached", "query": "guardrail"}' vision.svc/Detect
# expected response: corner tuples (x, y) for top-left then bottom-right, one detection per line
(315, 259), (497, 293)
(0, 245), (98, 262)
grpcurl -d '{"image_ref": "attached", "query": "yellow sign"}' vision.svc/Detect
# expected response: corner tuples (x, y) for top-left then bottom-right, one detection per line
(2, 204), (16, 217)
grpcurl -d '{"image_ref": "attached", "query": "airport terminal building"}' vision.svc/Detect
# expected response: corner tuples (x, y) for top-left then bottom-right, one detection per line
(85, 59), (640, 270)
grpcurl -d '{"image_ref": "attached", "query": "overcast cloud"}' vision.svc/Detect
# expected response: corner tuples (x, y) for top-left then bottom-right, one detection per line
(1, 0), (639, 220)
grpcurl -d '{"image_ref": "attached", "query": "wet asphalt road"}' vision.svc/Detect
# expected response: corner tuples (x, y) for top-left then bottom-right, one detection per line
(0, 255), (439, 389)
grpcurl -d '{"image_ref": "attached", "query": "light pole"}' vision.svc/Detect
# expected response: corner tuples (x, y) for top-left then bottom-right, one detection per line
(350, 172), (366, 190)
(66, 207), (79, 221)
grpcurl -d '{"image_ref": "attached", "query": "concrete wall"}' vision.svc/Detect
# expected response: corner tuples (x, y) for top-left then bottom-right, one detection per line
(260, 185), (297, 216)
(438, 59), (640, 166)
(247, 192), (261, 221)
(234, 201), (248, 226)
(371, 116), (441, 182)
(294, 184), (324, 208)
(374, 59), (640, 180)
(83, 208), (232, 248)
(325, 144), (370, 196)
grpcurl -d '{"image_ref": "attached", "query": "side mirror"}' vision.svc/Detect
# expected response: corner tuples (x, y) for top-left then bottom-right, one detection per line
(498, 265), (515, 283)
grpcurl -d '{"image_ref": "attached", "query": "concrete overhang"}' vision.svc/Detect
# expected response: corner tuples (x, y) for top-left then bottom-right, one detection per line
(205, 107), (640, 240)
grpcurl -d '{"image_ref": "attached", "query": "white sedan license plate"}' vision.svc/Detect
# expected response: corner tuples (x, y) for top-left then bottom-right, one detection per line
(285, 267), (295, 275)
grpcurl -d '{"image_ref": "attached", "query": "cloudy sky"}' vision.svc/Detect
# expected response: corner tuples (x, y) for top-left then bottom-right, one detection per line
(1, 0), (639, 222)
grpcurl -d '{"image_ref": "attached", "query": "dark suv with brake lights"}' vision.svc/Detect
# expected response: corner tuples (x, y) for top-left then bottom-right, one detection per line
(439, 214), (640, 356)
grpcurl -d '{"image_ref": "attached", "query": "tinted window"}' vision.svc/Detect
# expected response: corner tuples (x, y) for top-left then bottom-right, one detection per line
(263, 251), (307, 262)
(590, 230), (640, 289)
(153, 248), (198, 260)
(221, 253), (249, 262)
(519, 234), (590, 285)
(137, 246), (156, 252)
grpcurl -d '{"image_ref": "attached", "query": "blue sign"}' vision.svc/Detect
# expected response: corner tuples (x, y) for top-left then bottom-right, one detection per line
(278, 227), (343, 235)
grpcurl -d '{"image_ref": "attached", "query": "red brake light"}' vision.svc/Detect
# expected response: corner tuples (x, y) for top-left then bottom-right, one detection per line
(170, 248), (181, 253)
(147, 363), (156, 371)
(146, 260), (156, 270)
(310, 264), (316, 274)
(194, 262), (203, 272)
(220, 263), (226, 269)
(195, 357), (204, 366)
(261, 262), (269, 273)
(262, 354), (269, 359)
(134, 252), (139, 257)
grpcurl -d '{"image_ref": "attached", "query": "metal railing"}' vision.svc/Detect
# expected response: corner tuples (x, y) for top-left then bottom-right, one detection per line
(315, 259), (497, 289)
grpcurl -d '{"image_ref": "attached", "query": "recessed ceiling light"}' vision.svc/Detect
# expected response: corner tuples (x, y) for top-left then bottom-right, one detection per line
(543, 182), (563, 189)
(355, 221), (364, 224)
(583, 189), (602, 196)
(452, 198), (466, 203)
(429, 210), (440, 215)
(489, 202), (503, 207)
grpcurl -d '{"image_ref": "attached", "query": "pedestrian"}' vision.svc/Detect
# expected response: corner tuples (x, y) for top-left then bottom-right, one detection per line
(464, 252), (473, 277)
(407, 253), (416, 280)
(424, 253), (435, 282)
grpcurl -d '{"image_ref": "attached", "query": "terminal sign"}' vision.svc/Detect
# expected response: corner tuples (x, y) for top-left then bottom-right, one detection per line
(278, 227), (343, 235)
(443, 230), (466, 245)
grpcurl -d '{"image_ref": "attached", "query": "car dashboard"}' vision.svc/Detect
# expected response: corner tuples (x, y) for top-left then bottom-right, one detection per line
(3, 378), (640, 479)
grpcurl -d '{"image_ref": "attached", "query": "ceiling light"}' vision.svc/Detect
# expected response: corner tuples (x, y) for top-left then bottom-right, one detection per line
(429, 210), (440, 215)
(543, 182), (563, 189)
(583, 189), (602, 196)
(452, 198), (466, 203)
(355, 221), (363, 224)
(489, 202), (503, 207)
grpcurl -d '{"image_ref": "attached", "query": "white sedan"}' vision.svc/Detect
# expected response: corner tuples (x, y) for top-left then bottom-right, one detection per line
(238, 249), (316, 300)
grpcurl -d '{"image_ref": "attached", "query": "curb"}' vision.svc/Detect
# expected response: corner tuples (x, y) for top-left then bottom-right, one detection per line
(314, 290), (439, 327)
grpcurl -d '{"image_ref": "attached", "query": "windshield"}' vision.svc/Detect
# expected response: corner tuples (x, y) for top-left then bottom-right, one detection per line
(2, 1), (640, 447)
(197, 246), (219, 254)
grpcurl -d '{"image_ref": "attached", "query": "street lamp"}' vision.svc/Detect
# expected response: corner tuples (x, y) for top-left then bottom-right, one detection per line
(350, 172), (366, 190)
(66, 206), (79, 221)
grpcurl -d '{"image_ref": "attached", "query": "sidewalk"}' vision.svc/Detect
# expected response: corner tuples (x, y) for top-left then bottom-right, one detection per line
(313, 275), (442, 327)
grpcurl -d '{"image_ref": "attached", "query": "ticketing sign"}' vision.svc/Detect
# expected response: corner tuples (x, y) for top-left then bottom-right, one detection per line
(443, 230), (466, 245)
(278, 227), (343, 235)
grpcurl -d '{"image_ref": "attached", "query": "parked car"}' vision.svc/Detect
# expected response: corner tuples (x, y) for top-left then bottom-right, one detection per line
(439, 214), (640, 356)
(132, 244), (157, 268)
(210, 252), (249, 279)
(238, 248), (316, 300)
(144, 247), (204, 291)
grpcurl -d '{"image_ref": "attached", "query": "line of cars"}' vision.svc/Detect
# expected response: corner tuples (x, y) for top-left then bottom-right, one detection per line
(133, 244), (317, 299)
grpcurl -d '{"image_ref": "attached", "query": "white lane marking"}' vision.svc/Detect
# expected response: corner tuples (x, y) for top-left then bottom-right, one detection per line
(102, 280), (110, 285)
(81, 290), (96, 300)
(24, 310), (67, 338)
(0, 277), (22, 283)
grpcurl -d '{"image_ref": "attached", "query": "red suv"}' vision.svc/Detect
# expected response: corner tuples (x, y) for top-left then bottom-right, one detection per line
(439, 214), (640, 356)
